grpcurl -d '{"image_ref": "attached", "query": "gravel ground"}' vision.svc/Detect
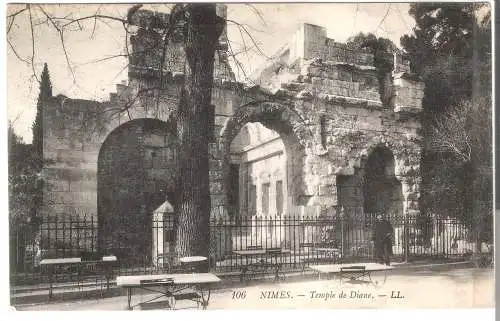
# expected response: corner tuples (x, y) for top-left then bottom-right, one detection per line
(12, 267), (493, 310)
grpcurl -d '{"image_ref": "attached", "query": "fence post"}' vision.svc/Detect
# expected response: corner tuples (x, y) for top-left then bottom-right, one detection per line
(340, 206), (344, 259)
(91, 215), (95, 254)
(404, 209), (409, 263)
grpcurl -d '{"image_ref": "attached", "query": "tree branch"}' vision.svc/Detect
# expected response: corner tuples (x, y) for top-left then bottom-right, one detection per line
(60, 14), (128, 29)
(7, 6), (28, 19)
(7, 38), (30, 64)
(7, 6), (29, 34)
(244, 4), (267, 28)
(90, 5), (102, 39)
(28, 5), (40, 83)
(226, 19), (271, 60)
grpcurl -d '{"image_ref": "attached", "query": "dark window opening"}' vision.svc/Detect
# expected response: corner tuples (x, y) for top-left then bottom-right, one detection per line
(320, 115), (327, 148)
(262, 183), (270, 215)
(276, 180), (283, 215)
(229, 164), (239, 219)
(249, 184), (257, 216)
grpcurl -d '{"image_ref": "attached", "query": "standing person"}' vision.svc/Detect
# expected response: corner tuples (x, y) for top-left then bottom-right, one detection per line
(373, 214), (394, 266)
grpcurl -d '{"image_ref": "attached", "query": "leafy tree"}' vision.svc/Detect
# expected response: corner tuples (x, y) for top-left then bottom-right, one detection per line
(401, 3), (475, 74)
(400, 3), (486, 117)
(401, 3), (492, 242)
(8, 122), (42, 224)
(32, 62), (52, 164)
(9, 63), (55, 271)
(8, 122), (44, 271)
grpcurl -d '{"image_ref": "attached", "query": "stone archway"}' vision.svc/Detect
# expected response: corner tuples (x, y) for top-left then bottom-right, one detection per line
(97, 118), (178, 261)
(219, 101), (316, 218)
(362, 145), (403, 218)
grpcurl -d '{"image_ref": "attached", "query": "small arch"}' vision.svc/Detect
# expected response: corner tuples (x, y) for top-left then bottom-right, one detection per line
(362, 145), (403, 218)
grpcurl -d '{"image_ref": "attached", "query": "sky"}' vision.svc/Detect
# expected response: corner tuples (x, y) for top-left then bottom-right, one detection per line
(6, 2), (417, 144)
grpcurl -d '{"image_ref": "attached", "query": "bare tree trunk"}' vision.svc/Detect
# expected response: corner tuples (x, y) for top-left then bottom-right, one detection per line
(175, 4), (219, 258)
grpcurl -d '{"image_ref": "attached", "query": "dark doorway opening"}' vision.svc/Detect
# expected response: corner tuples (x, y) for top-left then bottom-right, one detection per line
(363, 146), (403, 219)
(97, 119), (177, 262)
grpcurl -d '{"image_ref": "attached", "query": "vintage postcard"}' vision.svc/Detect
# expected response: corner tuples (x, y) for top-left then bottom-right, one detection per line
(5, 1), (494, 313)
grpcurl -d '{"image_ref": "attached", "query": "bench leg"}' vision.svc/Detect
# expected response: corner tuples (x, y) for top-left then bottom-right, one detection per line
(48, 281), (53, 300)
(47, 267), (54, 301)
(240, 267), (248, 283)
(201, 289), (211, 310)
(127, 288), (133, 310)
(106, 272), (110, 290)
(274, 265), (285, 281)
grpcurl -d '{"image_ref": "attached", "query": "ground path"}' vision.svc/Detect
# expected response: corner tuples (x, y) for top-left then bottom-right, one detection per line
(13, 267), (493, 310)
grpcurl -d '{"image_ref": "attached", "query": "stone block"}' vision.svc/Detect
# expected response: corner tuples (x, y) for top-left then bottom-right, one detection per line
(215, 115), (229, 126)
(46, 178), (70, 192)
(210, 194), (226, 208)
(318, 184), (335, 196)
(209, 170), (223, 180)
(209, 159), (222, 169)
(210, 181), (224, 194)
(310, 77), (322, 87)
(357, 115), (382, 131)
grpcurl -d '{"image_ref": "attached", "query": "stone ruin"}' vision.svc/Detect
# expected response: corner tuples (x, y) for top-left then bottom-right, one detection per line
(40, 7), (423, 260)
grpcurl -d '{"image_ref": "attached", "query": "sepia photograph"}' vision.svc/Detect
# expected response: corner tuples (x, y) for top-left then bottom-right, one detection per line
(5, 1), (495, 313)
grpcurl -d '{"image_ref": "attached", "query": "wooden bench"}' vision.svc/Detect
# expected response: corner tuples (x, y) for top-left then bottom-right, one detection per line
(309, 263), (391, 286)
(236, 247), (289, 282)
(340, 265), (366, 273)
(120, 274), (220, 311)
(139, 300), (172, 310)
(246, 245), (263, 250)
(40, 258), (81, 299)
(300, 242), (339, 254)
(338, 265), (371, 284)
(172, 292), (201, 309)
(77, 255), (118, 296)
(299, 243), (341, 272)
(241, 259), (284, 282)
(139, 270), (202, 309)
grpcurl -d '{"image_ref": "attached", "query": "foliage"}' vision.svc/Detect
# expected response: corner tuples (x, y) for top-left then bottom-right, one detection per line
(346, 32), (397, 106)
(401, 3), (490, 115)
(9, 64), (53, 226)
(401, 3), (476, 74)
(401, 2), (492, 229)
(346, 32), (397, 71)
(8, 122), (43, 225)
(32, 63), (52, 163)
(431, 97), (491, 167)
(401, 2), (491, 157)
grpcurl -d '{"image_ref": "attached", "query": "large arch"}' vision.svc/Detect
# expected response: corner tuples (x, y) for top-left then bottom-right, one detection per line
(219, 101), (316, 217)
(97, 118), (178, 261)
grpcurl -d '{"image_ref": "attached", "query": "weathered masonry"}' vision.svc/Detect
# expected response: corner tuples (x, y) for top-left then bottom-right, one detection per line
(41, 8), (423, 258)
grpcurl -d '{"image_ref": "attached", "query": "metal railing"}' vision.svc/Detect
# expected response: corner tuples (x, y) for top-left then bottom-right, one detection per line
(10, 211), (481, 285)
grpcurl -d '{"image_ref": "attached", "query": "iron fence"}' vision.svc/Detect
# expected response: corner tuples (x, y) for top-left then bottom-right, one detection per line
(10, 211), (481, 286)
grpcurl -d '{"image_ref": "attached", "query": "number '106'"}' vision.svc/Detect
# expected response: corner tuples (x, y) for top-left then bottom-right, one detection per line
(232, 290), (246, 299)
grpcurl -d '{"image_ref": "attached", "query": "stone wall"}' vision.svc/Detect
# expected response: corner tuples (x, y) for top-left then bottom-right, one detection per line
(42, 96), (107, 218)
(42, 80), (240, 216)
